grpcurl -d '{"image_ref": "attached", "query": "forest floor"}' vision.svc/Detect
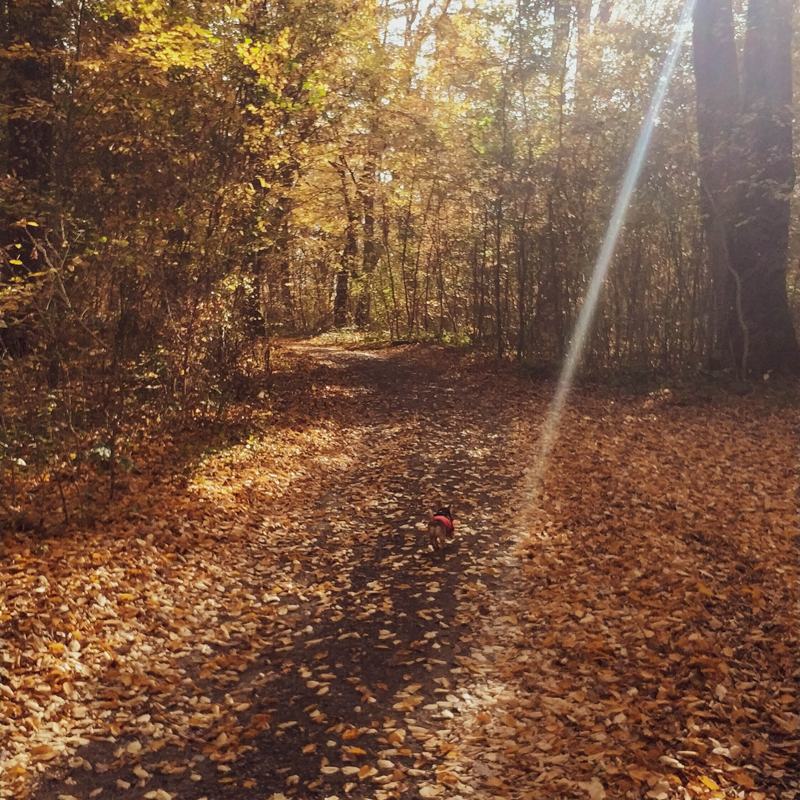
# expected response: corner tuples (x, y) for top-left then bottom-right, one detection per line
(1, 342), (798, 800)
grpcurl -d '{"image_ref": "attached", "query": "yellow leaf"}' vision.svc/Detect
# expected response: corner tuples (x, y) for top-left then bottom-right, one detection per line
(700, 776), (720, 791)
(143, 791), (172, 800)
(30, 744), (59, 760)
(357, 765), (374, 779)
(214, 732), (229, 747)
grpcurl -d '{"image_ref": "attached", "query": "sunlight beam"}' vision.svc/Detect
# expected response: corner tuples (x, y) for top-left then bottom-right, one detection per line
(523, 0), (698, 515)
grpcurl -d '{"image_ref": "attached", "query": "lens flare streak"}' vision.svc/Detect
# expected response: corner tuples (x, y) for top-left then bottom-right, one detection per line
(524, 0), (698, 513)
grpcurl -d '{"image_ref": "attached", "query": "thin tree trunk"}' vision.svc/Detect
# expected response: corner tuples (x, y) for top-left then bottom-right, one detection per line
(494, 195), (503, 358)
(356, 155), (379, 327)
(333, 158), (359, 328)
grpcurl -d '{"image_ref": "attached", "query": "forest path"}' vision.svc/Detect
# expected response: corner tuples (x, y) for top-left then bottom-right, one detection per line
(5, 343), (798, 800)
(26, 343), (544, 800)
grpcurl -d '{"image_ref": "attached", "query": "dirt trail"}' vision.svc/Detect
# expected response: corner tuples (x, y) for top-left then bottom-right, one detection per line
(28, 343), (542, 800)
(6, 343), (798, 800)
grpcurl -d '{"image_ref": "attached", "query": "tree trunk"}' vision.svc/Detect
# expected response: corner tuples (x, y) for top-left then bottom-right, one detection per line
(692, 0), (739, 366)
(693, 0), (800, 376)
(334, 158), (358, 328)
(546, 2), (570, 358)
(2, 0), (55, 190)
(333, 270), (349, 327)
(494, 195), (503, 358)
(0, 0), (57, 286)
(729, 0), (799, 375)
(355, 159), (377, 328)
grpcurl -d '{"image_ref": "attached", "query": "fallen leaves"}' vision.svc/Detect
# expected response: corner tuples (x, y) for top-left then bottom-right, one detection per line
(442, 390), (798, 799)
(1, 345), (798, 800)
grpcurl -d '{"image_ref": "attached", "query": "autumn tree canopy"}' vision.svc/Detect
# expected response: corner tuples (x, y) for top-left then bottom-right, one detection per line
(2, 6), (799, 797)
(1, 0), (799, 490)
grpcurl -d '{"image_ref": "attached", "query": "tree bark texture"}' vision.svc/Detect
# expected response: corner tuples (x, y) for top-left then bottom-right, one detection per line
(693, 0), (800, 375)
(730, 0), (800, 375)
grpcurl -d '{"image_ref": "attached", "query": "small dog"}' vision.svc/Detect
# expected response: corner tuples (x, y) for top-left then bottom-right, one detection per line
(427, 506), (454, 550)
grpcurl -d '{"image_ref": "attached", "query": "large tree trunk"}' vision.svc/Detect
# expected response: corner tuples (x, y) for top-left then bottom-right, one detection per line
(729, 0), (800, 375)
(546, 0), (571, 358)
(693, 0), (800, 376)
(692, 0), (739, 366)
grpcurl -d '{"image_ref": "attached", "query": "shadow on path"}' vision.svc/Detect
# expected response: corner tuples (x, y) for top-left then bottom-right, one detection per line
(34, 344), (540, 800)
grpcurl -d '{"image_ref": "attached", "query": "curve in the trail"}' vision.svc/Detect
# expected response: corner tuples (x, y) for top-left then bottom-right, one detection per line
(35, 344), (538, 800)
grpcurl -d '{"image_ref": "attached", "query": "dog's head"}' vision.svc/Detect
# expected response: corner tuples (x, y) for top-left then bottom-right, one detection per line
(433, 506), (452, 521)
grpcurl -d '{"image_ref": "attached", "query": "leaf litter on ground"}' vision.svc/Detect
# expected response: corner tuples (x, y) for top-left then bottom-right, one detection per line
(1, 342), (797, 800)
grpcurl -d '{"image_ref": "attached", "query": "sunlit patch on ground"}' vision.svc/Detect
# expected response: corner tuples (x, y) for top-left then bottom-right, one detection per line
(1, 344), (797, 800)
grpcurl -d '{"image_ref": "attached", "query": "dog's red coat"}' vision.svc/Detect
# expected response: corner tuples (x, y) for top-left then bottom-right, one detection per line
(432, 515), (454, 532)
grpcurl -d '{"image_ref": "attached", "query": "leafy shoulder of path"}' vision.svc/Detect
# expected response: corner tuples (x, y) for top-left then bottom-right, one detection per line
(1, 344), (798, 800)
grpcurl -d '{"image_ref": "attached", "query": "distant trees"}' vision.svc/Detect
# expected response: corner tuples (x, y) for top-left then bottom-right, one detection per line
(5, 0), (796, 382)
(2, 0), (799, 519)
